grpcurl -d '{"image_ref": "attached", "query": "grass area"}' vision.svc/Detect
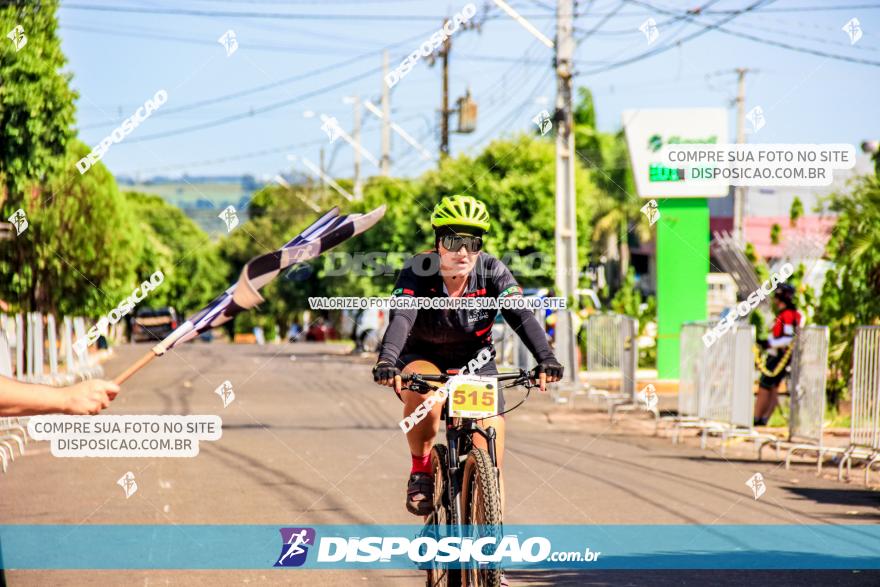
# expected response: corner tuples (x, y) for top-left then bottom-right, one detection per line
(767, 398), (850, 429)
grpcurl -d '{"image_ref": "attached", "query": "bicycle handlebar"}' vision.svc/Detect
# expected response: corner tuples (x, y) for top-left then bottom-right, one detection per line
(401, 369), (534, 390)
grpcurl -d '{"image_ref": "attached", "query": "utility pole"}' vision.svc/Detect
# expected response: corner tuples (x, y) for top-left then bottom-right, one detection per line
(554, 0), (579, 386)
(440, 20), (451, 157)
(430, 16), (480, 159)
(381, 50), (391, 175)
(734, 67), (748, 242)
(344, 95), (363, 199)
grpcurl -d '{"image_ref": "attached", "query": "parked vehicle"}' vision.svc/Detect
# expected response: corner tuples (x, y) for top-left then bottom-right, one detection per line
(305, 318), (338, 342)
(131, 307), (178, 343)
(354, 308), (387, 352)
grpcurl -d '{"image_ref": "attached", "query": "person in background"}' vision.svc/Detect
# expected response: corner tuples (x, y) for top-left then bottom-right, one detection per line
(0, 376), (119, 416)
(753, 284), (802, 426)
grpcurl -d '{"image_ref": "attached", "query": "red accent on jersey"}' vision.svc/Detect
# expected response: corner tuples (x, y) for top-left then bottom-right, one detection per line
(772, 308), (801, 338)
(475, 324), (493, 337)
(402, 288), (414, 296)
(464, 288), (488, 298)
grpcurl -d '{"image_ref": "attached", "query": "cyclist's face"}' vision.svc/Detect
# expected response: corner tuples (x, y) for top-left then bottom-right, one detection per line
(438, 239), (479, 277)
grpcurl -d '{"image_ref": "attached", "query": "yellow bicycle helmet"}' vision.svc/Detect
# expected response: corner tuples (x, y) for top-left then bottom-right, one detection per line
(430, 195), (490, 232)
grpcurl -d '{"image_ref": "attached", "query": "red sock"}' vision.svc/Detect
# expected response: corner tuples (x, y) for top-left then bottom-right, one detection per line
(411, 453), (432, 475)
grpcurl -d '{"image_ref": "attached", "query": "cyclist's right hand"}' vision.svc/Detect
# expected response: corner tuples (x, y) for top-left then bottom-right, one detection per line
(372, 361), (402, 393)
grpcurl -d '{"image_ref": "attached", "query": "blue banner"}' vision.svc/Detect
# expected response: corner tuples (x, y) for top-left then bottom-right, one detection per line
(1, 525), (878, 569)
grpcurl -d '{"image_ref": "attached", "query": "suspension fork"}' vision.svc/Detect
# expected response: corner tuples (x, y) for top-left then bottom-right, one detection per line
(446, 423), (463, 528)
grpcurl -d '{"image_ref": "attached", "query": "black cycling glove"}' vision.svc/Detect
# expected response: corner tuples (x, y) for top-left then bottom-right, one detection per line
(372, 360), (400, 383)
(534, 359), (564, 381)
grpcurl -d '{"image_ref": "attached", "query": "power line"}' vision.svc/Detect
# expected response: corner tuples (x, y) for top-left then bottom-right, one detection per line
(124, 65), (382, 142)
(76, 27), (436, 132)
(60, 3), (558, 21)
(625, 0), (880, 68)
(575, 0), (774, 76)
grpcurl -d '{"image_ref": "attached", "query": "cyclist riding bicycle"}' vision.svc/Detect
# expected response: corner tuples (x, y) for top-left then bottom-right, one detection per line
(372, 194), (563, 516)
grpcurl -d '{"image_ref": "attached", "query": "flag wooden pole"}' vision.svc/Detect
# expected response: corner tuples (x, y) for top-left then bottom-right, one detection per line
(114, 351), (158, 385)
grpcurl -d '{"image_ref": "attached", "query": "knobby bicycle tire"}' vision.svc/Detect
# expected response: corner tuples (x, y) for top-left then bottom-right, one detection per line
(461, 448), (503, 587)
(426, 444), (461, 587)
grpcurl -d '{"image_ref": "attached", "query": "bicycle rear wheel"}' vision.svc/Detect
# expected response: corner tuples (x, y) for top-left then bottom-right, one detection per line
(461, 448), (503, 587)
(426, 444), (460, 587)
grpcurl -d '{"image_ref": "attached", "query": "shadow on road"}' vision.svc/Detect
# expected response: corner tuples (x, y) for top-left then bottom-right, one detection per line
(784, 486), (880, 507)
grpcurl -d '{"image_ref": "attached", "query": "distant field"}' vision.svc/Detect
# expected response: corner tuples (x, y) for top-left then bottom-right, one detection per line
(124, 181), (258, 237)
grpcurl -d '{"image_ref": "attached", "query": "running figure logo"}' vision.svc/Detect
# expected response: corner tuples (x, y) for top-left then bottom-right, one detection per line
(745, 472), (766, 500)
(274, 528), (316, 567)
(218, 29), (239, 56)
(8, 208), (28, 236)
(219, 205), (239, 232)
(6, 25), (26, 51)
(117, 472), (138, 498)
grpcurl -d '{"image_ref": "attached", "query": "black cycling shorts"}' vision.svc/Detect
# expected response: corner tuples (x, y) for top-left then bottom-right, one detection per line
(394, 352), (506, 415)
(759, 352), (790, 389)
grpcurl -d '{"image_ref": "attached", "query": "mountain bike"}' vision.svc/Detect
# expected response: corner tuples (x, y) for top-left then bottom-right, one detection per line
(401, 369), (538, 587)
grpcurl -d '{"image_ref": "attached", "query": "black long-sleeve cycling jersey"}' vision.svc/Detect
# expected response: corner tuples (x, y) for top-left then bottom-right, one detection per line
(377, 251), (556, 369)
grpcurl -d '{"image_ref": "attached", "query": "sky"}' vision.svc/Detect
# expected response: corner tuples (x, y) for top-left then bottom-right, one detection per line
(57, 0), (880, 183)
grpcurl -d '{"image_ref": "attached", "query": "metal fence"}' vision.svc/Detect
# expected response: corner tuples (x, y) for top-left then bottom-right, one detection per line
(841, 326), (880, 483)
(677, 323), (707, 419)
(664, 322), (772, 454)
(580, 313), (642, 418)
(494, 309), (543, 372)
(778, 326), (837, 471)
(585, 313), (626, 374)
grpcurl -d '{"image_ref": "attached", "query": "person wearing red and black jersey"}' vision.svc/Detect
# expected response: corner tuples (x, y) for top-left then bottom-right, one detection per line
(754, 283), (803, 426)
(372, 195), (563, 517)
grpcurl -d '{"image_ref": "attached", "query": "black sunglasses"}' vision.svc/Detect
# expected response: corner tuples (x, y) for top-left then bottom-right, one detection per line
(439, 234), (483, 253)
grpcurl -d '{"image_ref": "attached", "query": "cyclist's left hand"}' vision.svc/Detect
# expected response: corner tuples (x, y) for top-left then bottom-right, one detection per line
(533, 359), (563, 392)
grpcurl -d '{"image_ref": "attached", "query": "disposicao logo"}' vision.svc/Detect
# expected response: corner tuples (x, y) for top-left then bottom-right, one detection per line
(274, 527), (316, 567)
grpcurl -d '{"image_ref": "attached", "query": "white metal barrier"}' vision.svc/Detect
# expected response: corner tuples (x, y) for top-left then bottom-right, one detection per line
(73, 316), (104, 378)
(841, 326), (880, 483)
(665, 322), (773, 454)
(577, 313), (645, 419)
(678, 323), (705, 419)
(771, 326), (839, 471)
(15, 313), (24, 380)
(0, 316), (13, 378)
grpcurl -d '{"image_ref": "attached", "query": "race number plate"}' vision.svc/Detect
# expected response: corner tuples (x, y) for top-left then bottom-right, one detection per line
(446, 375), (498, 419)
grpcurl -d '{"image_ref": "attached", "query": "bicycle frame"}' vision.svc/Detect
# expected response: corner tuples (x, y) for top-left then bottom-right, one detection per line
(444, 413), (498, 527)
(403, 370), (529, 529)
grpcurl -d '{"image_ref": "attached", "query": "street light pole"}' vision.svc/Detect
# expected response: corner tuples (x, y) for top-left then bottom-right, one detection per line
(554, 0), (579, 386)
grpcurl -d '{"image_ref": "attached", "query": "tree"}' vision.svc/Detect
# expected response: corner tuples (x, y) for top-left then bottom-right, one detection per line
(0, 0), (77, 206)
(572, 88), (646, 284)
(1, 141), (149, 316)
(124, 192), (227, 315)
(815, 174), (880, 406)
(421, 133), (599, 289)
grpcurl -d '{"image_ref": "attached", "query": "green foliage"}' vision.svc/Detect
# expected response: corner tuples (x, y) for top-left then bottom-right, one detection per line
(789, 196), (804, 227)
(420, 134), (598, 288)
(0, 0), (77, 204)
(610, 267), (657, 367)
(770, 223), (781, 245)
(0, 140), (149, 315)
(124, 192), (227, 315)
(815, 175), (880, 406)
(572, 88), (646, 277)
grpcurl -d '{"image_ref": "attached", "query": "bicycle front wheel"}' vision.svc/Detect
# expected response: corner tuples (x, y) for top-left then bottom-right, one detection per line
(461, 448), (503, 587)
(426, 444), (460, 587)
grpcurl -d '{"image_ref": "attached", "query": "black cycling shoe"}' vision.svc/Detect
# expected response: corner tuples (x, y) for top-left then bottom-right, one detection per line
(406, 473), (434, 516)
(754, 416), (768, 426)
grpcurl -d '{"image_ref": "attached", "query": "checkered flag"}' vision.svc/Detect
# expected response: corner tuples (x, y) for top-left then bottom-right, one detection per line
(114, 205), (386, 384)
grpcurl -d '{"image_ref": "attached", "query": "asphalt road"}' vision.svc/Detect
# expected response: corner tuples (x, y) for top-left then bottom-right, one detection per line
(2, 342), (878, 586)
